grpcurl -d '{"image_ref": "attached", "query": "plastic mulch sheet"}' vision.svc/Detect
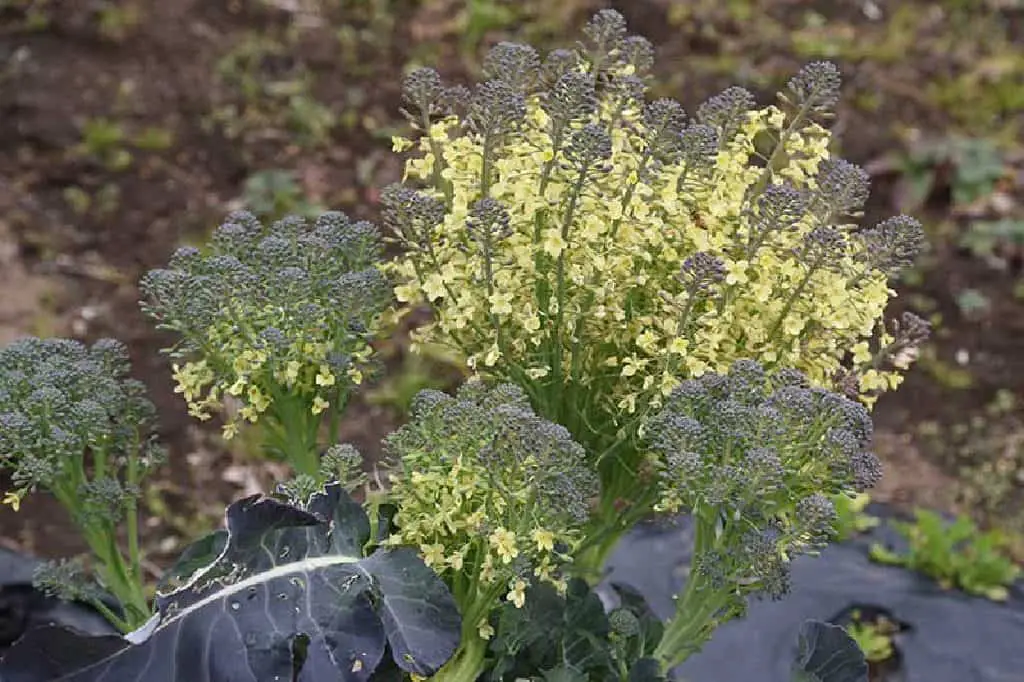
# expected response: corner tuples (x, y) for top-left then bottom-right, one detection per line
(0, 548), (115, 656)
(605, 506), (1024, 682)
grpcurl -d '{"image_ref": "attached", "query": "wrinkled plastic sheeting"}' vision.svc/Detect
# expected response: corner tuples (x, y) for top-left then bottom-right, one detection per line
(604, 507), (1024, 682)
(0, 548), (115, 654)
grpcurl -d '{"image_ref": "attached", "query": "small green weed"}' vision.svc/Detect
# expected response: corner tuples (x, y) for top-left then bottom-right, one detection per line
(959, 219), (1024, 270)
(133, 126), (175, 151)
(898, 137), (1006, 211)
(240, 169), (324, 222)
(96, 2), (141, 42)
(62, 184), (121, 218)
(209, 33), (334, 150)
(831, 493), (879, 542)
(954, 288), (991, 320)
(916, 346), (974, 390)
(76, 118), (133, 171)
(870, 508), (1021, 601)
(844, 611), (896, 664)
(0, 0), (55, 30)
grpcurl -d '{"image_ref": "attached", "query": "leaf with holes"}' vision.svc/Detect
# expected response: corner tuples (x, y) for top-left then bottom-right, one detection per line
(791, 620), (868, 682)
(0, 484), (461, 682)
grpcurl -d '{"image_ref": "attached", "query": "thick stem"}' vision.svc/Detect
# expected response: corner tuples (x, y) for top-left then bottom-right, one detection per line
(653, 512), (727, 671)
(265, 396), (321, 477)
(433, 632), (488, 682)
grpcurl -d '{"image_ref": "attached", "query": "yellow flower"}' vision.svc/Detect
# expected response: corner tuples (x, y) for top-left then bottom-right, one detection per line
(3, 491), (22, 512)
(311, 396), (330, 415)
(315, 366), (336, 387)
(478, 620), (495, 640)
(489, 528), (519, 564)
(284, 360), (301, 386)
(542, 229), (567, 257)
(422, 273), (447, 302)
(420, 543), (446, 568)
(227, 377), (247, 397)
(222, 421), (240, 440)
(489, 291), (514, 316)
(532, 528), (555, 552)
(525, 366), (549, 379)
(395, 282), (420, 303)
(391, 135), (413, 152)
(508, 579), (528, 608)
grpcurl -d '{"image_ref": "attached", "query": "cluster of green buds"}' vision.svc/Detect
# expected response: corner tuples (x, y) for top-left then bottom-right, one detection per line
(382, 9), (925, 536)
(140, 210), (389, 474)
(644, 359), (881, 668)
(383, 381), (598, 653)
(0, 337), (164, 631)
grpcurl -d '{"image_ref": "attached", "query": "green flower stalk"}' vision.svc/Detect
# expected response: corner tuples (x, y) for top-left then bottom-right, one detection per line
(383, 10), (925, 573)
(382, 381), (598, 682)
(0, 337), (164, 632)
(645, 359), (882, 670)
(140, 210), (390, 476)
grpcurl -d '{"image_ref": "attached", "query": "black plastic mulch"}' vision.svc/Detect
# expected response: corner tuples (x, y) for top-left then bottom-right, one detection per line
(606, 505), (1024, 682)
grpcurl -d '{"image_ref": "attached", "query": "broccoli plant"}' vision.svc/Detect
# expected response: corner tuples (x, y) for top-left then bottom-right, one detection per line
(0, 10), (912, 682)
(645, 360), (882, 669)
(140, 210), (390, 476)
(384, 8), (926, 575)
(0, 337), (164, 631)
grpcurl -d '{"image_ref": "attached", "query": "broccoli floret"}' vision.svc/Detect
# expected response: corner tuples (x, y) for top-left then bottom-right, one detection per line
(647, 359), (880, 603)
(140, 211), (390, 466)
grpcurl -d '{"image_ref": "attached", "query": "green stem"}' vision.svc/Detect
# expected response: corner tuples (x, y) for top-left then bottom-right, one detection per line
(125, 435), (143, 617)
(433, 631), (488, 682)
(551, 168), (590, 419)
(264, 395), (320, 476)
(572, 498), (654, 582)
(653, 512), (728, 671)
(766, 254), (825, 343)
(53, 481), (150, 632)
(422, 111), (452, 206)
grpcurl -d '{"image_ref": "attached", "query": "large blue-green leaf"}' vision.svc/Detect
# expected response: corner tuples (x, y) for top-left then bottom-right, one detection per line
(0, 484), (460, 682)
(791, 620), (868, 682)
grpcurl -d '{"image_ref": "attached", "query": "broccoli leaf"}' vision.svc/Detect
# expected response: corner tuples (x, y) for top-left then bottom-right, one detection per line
(0, 484), (460, 682)
(155, 529), (229, 593)
(791, 620), (868, 682)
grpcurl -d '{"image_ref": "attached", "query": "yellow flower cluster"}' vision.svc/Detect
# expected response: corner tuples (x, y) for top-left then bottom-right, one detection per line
(385, 80), (906, 431)
(170, 324), (371, 439)
(384, 383), (597, 635)
(387, 461), (570, 620)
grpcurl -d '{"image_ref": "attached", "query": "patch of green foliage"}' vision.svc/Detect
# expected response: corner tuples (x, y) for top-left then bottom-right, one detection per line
(870, 508), (1021, 601)
(831, 493), (879, 542)
(843, 611), (896, 664)
(897, 136), (1007, 211)
(208, 32), (334, 150)
(240, 168), (325, 222)
(960, 219), (1024, 270)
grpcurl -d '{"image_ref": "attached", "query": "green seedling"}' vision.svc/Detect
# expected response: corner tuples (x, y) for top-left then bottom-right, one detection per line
(898, 136), (1006, 210)
(831, 493), (880, 541)
(240, 169), (324, 222)
(76, 117), (132, 171)
(870, 509), (1021, 601)
(844, 611), (896, 664)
